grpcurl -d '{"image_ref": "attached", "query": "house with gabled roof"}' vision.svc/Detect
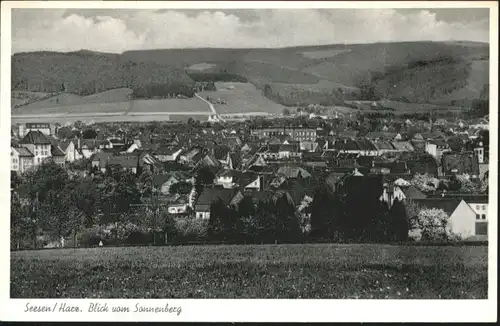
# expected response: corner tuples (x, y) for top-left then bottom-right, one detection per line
(277, 166), (311, 179)
(216, 169), (242, 188)
(212, 145), (237, 169)
(58, 139), (81, 162)
(19, 130), (52, 167)
(194, 187), (238, 219)
(333, 138), (361, 153)
(11, 147), (34, 174)
(80, 139), (102, 159)
(237, 172), (264, 191)
(441, 152), (480, 177)
(365, 132), (399, 141)
(51, 145), (66, 168)
(372, 140), (396, 155)
(100, 154), (140, 174)
(299, 140), (319, 152)
(167, 194), (191, 215)
(278, 142), (302, 159)
(425, 139), (451, 161)
(416, 195), (488, 241)
(338, 130), (358, 139)
(223, 136), (243, 151)
(391, 141), (414, 153)
(154, 146), (183, 163)
(179, 147), (202, 166)
(357, 139), (380, 156)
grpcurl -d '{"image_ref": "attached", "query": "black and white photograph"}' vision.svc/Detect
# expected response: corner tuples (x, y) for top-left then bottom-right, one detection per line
(1, 0), (497, 322)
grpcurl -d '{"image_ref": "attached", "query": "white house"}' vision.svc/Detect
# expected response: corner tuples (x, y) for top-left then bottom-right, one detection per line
(244, 176), (262, 190)
(216, 170), (241, 188)
(278, 143), (301, 159)
(474, 145), (485, 164)
(59, 140), (81, 163)
(126, 143), (140, 153)
(167, 195), (190, 215)
(448, 199), (488, 239)
(11, 147), (35, 174)
(80, 140), (101, 159)
(155, 147), (183, 162)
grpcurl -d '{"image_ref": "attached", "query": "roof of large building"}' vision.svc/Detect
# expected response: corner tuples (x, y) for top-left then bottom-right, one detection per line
(195, 187), (237, 207)
(51, 145), (66, 157)
(13, 147), (34, 157)
(277, 166), (312, 179)
(102, 155), (139, 169)
(373, 140), (395, 151)
(333, 139), (359, 151)
(19, 130), (51, 145)
(391, 141), (414, 152)
(213, 145), (231, 161)
(356, 139), (378, 151)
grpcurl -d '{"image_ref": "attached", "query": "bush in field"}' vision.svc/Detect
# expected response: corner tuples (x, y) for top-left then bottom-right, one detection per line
(79, 225), (108, 246)
(175, 217), (208, 241)
(78, 222), (153, 246)
(409, 208), (460, 242)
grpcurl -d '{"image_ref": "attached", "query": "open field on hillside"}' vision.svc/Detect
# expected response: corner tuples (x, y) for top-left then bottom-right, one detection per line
(77, 88), (133, 104)
(11, 91), (52, 108)
(126, 98), (210, 114)
(187, 62), (217, 71)
(11, 244), (487, 299)
(11, 113), (210, 125)
(198, 82), (287, 115)
(13, 102), (130, 116)
(300, 48), (352, 59)
(12, 94), (212, 125)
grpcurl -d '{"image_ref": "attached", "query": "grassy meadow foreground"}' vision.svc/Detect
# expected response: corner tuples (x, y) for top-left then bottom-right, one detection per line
(11, 244), (487, 299)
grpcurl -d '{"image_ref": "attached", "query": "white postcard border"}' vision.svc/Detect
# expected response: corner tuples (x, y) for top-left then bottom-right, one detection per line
(1, 1), (498, 323)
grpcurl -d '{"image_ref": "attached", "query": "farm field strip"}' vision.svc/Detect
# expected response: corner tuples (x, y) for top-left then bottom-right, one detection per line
(198, 82), (287, 115)
(13, 98), (212, 115)
(11, 244), (487, 299)
(127, 111), (210, 116)
(11, 114), (207, 125)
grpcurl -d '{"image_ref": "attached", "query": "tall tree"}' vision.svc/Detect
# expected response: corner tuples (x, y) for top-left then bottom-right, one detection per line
(207, 198), (228, 241)
(447, 136), (464, 152)
(272, 192), (301, 243)
(195, 166), (215, 195)
(137, 169), (154, 198)
(98, 168), (141, 226)
(10, 192), (32, 250)
(389, 200), (409, 242)
(310, 184), (336, 239)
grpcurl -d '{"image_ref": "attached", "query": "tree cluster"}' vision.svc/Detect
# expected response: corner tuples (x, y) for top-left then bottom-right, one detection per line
(206, 192), (302, 244)
(309, 179), (408, 243)
(188, 72), (247, 83)
(11, 161), (146, 249)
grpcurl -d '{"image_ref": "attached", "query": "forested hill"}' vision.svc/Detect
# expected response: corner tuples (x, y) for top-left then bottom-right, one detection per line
(11, 50), (196, 97)
(12, 41), (489, 105)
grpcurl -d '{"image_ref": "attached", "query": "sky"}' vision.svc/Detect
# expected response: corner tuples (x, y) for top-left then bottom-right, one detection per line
(11, 8), (490, 53)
